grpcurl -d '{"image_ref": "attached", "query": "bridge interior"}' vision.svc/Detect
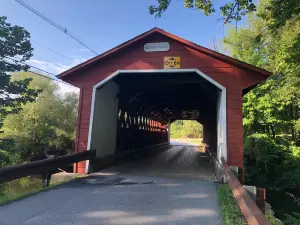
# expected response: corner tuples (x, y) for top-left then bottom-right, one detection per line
(89, 71), (222, 175)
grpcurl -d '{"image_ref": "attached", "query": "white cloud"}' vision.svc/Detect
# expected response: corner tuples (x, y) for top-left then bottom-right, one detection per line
(58, 83), (79, 95)
(26, 57), (87, 94)
(27, 59), (66, 74)
(27, 57), (88, 75)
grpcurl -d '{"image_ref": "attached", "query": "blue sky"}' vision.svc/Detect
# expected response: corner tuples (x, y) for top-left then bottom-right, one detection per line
(1, 0), (242, 92)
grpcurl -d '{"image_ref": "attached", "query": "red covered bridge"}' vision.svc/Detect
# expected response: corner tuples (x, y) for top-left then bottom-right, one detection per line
(0, 27), (272, 225)
(58, 27), (270, 175)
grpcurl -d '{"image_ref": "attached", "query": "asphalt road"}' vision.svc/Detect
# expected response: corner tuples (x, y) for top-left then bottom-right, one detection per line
(0, 145), (223, 225)
(102, 144), (215, 181)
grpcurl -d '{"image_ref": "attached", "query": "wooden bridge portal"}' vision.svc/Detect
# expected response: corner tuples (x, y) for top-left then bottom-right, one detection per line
(57, 28), (270, 174)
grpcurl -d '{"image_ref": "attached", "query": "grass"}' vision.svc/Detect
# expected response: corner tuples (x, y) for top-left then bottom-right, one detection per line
(217, 184), (284, 225)
(266, 213), (284, 225)
(186, 138), (203, 146)
(217, 184), (248, 225)
(0, 175), (81, 205)
(171, 138), (203, 146)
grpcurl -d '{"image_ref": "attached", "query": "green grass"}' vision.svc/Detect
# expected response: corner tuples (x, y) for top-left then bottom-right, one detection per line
(171, 138), (203, 146)
(217, 184), (248, 225)
(217, 184), (284, 225)
(186, 139), (203, 146)
(0, 175), (81, 205)
(266, 213), (284, 225)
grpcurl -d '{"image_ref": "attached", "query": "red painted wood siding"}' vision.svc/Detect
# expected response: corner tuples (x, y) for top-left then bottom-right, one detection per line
(65, 33), (266, 171)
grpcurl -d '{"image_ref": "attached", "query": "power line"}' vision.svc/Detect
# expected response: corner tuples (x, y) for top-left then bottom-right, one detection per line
(33, 54), (66, 69)
(15, 0), (98, 55)
(5, 56), (74, 87)
(31, 39), (73, 61)
(28, 70), (75, 87)
(6, 56), (55, 76)
(26, 63), (56, 76)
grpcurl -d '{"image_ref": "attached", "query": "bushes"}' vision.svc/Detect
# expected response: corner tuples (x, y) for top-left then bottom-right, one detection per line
(170, 120), (203, 139)
(0, 73), (78, 165)
(244, 133), (300, 189)
(244, 133), (300, 224)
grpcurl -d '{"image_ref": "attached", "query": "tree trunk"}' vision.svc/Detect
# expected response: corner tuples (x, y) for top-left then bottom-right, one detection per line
(270, 125), (276, 139)
(266, 125), (271, 137)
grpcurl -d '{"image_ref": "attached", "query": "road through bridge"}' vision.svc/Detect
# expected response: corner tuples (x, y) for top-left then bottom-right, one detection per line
(1, 143), (224, 225)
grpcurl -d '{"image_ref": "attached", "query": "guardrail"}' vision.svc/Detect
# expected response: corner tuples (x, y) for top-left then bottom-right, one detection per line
(221, 157), (269, 225)
(0, 150), (96, 184)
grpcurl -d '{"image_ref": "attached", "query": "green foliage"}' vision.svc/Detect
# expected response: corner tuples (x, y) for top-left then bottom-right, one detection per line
(149, 0), (256, 23)
(244, 134), (288, 187)
(0, 72), (78, 164)
(265, 213), (283, 225)
(217, 184), (247, 225)
(259, 0), (300, 31)
(0, 16), (39, 119)
(244, 134), (300, 189)
(283, 193), (300, 225)
(149, 0), (300, 31)
(0, 149), (10, 167)
(223, 0), (300, 143)
(170, 120), (202, 138)
(291, 146), (300, 158)
(223, 2), (300, 211)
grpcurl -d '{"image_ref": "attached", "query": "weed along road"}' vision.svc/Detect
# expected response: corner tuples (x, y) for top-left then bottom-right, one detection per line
(0, 144), (223, 225)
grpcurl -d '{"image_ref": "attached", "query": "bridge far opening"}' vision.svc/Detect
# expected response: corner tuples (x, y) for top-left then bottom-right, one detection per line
(170, 120), (203, 147)
(87, 70), (226, 180)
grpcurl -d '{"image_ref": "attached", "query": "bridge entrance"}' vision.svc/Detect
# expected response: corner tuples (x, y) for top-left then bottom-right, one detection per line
(87, 69), (226, 173)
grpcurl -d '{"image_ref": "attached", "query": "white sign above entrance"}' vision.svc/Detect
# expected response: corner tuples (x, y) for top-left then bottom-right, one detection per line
(144, 42), (170, 52)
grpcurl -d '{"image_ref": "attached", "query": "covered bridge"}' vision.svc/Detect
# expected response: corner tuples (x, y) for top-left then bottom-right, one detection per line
(57, 27), (270, 174)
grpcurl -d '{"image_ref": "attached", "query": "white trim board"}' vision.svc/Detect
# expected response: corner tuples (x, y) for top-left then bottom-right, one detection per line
(85, 69), (227, 173)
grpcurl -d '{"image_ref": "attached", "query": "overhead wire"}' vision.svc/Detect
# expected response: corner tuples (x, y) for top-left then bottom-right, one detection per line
(33, 54), (66, 69)
(4, 56), (75, 87)
(31, 39), (73, 61)
(27, 70), (75, 87)
(15, 0), (98, 55)
(6, 56), (57, 76)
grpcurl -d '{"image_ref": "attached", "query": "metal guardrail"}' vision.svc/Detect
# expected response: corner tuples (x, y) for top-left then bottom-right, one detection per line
(221, 157), (269, 225)
(0, 150), (96, 184)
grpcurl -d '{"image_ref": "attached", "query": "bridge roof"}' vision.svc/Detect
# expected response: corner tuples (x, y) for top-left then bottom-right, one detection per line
(57, 27), (271, 80)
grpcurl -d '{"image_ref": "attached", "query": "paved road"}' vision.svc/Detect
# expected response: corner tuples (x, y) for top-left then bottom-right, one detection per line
(103, 144), (215, 181)
(0, 145), (223, 225)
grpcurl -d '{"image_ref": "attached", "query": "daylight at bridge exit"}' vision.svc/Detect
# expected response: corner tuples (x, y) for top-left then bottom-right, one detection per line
(1, 1), (300, 225)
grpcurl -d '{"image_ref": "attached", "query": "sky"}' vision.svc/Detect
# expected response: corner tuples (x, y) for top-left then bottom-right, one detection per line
(1, 0), (242, 93)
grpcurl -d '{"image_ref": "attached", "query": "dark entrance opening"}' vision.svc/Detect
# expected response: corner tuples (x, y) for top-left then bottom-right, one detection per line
(88, 70), (225, 177)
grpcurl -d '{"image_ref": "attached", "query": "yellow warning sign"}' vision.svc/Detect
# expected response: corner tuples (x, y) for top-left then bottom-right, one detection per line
(164, 57), (180, 69)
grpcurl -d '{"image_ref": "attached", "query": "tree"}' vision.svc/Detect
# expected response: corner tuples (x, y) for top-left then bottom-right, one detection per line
(259, 0), (300, 31)
(222, 2), (300, 221)
(182, 120), (202, 138)
(1, 72), (78, 163)
(170, 120), (202, 138)
(0, 16), (38, 120)
(149, 0), (256, 23)
(222, 0), (300, 142)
